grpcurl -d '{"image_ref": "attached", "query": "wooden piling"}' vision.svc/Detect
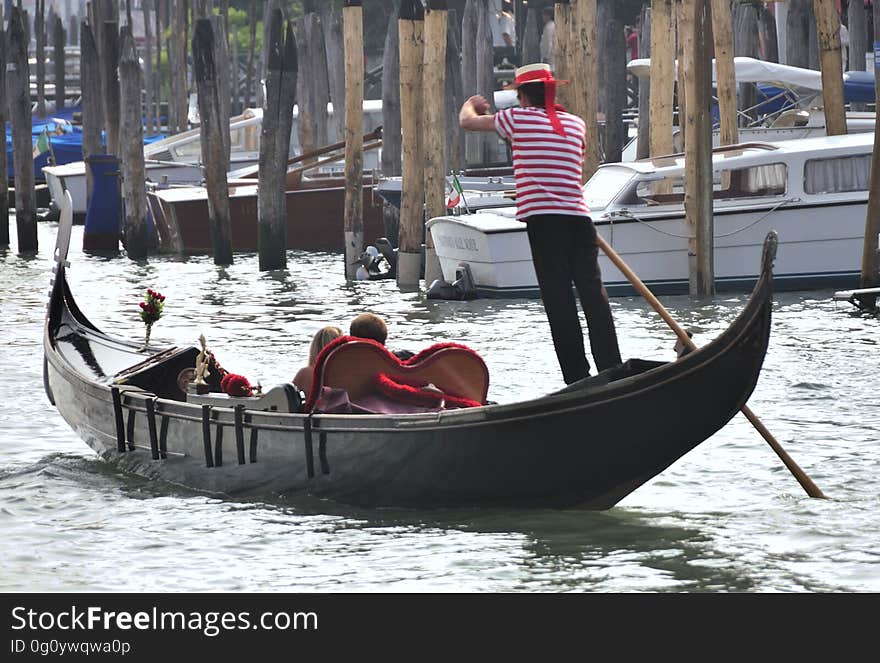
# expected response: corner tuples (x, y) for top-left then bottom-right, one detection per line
(461, 0), (479, 165)
(636, 5), (652, 160)
(597, 0), (624, 166)
(757, 4), (778, 63)
(296, 13), (329, 162)
(649, 0), (674, 158)
(0, 2), (9, 247)
(193, 18), (233, 266)
(848, 0), (867, 74)
(786, 0), (811, 69)
(258, 0), (280, 109)
(711, 0), (737, 146)
(859, 7), (880, 306)
(231, 18), (240, 115)
(321, 5), (346, 144)
(571, 0), (599, 179)
(211, 13), (231, 170)
(682, 0), (714, 296)
(80, 21), (103, 205)
(257, 13), (297, 271)
(733, 1), (759, 127)
(155, 0), (163, 130)
(445, 7), (464, 175)
(397, 0), (425, 287)
(520, 7), (539, 65)
(381, 1), (402, 245)
(676, 0), (687, 148)
(475, 0), (494, 163)
(554, 1), (572, 108)
(245, 0), (257, 109)
(423, 0), (447, 286)
(169, 0), (188, 134)
(142, 0), (155, 134)
(7, 6), (37, 252)
(814, 0), (846, 136)
(100, 19), (120, 154)
(343, 0), (365, 280)
(36, 0), (46, 117)
(119, 32), (148, 259)
(53, 13), (65, 111)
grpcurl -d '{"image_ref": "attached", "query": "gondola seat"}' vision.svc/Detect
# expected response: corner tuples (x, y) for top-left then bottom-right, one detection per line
(305, 336), (490, 414)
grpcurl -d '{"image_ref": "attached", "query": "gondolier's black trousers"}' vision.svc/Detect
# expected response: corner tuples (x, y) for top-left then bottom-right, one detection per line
(526, 214), (621, 384)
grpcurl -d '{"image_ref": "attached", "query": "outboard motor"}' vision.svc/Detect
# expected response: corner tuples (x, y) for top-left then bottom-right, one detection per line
(426, 263), (478, 300)
(374, 237), (398, 278)
(353, 243), (395, 281)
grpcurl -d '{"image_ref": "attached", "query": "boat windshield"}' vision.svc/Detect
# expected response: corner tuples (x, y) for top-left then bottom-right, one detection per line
(582, 166), (637, 209)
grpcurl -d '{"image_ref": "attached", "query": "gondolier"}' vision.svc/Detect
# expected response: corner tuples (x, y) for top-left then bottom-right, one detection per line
(459, 63), (621, 383)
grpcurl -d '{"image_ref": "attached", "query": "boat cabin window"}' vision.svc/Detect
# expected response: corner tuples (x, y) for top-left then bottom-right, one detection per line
(633, 163), (787, 205)
(582, 166), (637, 208)
(804, 154), (871, 194)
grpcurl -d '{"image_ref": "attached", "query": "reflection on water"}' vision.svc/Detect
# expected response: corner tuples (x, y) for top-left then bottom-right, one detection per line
(0, 221), (878, 592)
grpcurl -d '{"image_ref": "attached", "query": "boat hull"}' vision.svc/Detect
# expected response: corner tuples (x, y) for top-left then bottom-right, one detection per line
(44, 195), (776, 509)
(428, 200), (865, 297)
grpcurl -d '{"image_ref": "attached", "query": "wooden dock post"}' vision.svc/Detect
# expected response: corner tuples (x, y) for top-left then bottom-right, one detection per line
(245, 0), (257, 109)
(397, 0), (425, 287)
(649, 0), (674, 159)
(636, 4), (651, 159)
(296, 13), (330, 162)
(80, 21), (103, 207)
(7, 6), (38, 252)
(193, 17), (233, 266)
(814, 0), (846, 136)
(230, 16), (240, 115)
(733, 1), (759, 127)
(858, 9), (880, 308)
(381, 2), (402, 245)
(423, 0), (447, 286)
(572, 0), (599, 179)
(786, 0), (811, 69)
(257, 12), (297, 272)
(676, 0), (687, 149)
(682, 0), (714, 296)
(142, 0), (155, 134)
(119, 32), (148, 259)
(211, 12), (231, 170)
(343, 0), (365, 280)
(475, 0), (495, 164)
(757, 4), (778, 63)
(100, 17), (120, 155)
(445, 7), (464, 175)
(321, 5), (346, 143)
(711, 0), (737, 146)
(53, 13), (65, 111)
(461, 0), (479, 166)
(168, 0), (189, 134)
(520, 6), (540, 65)
(553, 1), (572, 109)
(597, 0), (625, 166)
(848, 0), (867, 76)
(36, 0), (46, 117)
(0, 2), (9, 247)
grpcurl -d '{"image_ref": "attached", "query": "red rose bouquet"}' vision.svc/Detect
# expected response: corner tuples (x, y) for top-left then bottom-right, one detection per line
(138, 288), (165, 349)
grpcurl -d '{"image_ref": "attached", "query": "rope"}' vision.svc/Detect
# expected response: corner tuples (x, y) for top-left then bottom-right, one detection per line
(607, 197), (799, 240)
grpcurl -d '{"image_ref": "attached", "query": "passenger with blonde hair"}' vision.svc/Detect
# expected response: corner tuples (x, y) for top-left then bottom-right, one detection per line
(293, 326), (343, 394)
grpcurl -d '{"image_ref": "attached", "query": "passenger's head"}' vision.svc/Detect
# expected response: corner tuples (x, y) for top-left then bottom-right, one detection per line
(308, 326), (343, 365)
(349, 312), (387, 345)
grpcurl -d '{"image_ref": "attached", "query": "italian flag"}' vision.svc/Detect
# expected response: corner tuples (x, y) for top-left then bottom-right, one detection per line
(446, 174), (463, 208)
(32, 129), (51, 159)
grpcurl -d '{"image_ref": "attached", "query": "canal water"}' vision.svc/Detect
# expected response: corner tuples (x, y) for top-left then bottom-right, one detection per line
(1, 220), (877, 592)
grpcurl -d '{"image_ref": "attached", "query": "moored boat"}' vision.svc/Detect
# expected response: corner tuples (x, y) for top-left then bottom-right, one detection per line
(44, 192), (777, 509)
(429, 133), (872, 297)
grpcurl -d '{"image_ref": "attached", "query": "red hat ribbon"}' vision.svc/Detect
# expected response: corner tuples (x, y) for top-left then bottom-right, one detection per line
(514, 68), (567, 137)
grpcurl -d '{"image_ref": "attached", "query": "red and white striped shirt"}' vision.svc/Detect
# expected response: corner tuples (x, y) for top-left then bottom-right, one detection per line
(494, 107), (591, 220)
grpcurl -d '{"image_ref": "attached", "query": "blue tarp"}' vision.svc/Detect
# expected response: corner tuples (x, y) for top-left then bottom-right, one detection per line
(5, 106), (166, 182)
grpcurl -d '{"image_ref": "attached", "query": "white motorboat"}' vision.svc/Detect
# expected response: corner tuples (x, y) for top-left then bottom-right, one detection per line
(427, 132), (875, 297)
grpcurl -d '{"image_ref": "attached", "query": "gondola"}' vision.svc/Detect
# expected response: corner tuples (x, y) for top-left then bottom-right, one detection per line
(43, 193), (776, 509)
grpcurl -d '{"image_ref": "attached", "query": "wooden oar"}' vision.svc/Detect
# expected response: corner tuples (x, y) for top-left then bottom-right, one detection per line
(596, 234), (828, 499)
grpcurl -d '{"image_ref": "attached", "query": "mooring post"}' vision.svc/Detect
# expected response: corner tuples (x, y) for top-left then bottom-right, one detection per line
(636, 5), (651, 160)
(572, 0), (598, 180)
(193, 17), (233, 266)
(245, 0), (257, 110)
(7, 6), (38, 252)
(142, 0), (154, 134)
(445, 7), (464, 175)
(80, 21), (103, 207)
(422, 0), (448, 286)
(397, 0), (425, 287)
(848, 0), (867, 82)
(786, 0), (810, 69)
(814, 0), (846, 136)
(230, 16), (240, 115)
(553, 1), (572, 109)
(119, 32), (148, 259)
(257, 11), (297, 271)
(649, 0), (674, 160)
(858, 10), (880, 309)
(381, 2), (402, 244)
(711, 0), (737, 147)
(53, 13), (65, 110)
(155, 0), (163, 131)
(99, 18), (120, 155)
(0, 2), (9, 248)
(211, 12), (231, 170)
(682, 0), (714, 296)
(36, 0), (46, 117)
(168, 0), (188, 134)
(343, 0), (365, 280)
(675, 0), (687, 149)
(321, 5), (345, 143)
(475, 0), (494, 164)
(461, 0), (479, 166)
(758, 5), (778, 63)
(732, 1), (758, 127)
